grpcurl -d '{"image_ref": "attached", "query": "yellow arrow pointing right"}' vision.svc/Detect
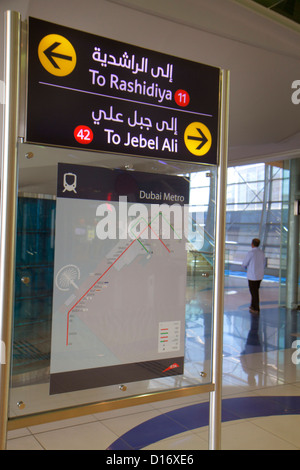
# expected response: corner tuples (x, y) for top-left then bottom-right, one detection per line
(184, 122), (212, 156)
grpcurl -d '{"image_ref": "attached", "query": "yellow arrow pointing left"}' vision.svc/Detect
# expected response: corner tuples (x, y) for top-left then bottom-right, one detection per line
(38, 34), (77, 76)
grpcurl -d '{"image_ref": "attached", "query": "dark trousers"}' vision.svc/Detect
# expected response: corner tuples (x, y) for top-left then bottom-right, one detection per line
(248, 280), (261, 311)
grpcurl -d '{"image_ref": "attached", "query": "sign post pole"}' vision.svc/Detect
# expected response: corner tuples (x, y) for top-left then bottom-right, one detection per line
(209, 69), (230, 450)
(0, 10), (21, 450)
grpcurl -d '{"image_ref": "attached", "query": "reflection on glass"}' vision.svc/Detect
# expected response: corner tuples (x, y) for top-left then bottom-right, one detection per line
(9, 143), (216, 417)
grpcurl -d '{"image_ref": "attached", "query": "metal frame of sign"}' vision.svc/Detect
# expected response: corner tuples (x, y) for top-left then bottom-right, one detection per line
(0, 11), (229, 450)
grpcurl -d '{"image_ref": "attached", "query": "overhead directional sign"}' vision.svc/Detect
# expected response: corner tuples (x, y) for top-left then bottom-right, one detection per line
(26, 17), (220, 164)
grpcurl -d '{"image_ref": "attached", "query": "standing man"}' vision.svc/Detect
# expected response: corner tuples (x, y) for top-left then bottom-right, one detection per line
(242, 238), (266, 314)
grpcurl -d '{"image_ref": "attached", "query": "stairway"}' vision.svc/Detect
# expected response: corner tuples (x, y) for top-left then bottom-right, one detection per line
(187, 251), (213, 277)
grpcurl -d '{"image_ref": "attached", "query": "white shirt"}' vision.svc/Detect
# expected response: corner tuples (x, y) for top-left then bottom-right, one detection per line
(242, 247), (266, 281)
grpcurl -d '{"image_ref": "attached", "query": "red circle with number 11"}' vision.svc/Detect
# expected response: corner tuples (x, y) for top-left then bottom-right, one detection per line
(174, 89), (190, 107)
(74, 125), (94, 144)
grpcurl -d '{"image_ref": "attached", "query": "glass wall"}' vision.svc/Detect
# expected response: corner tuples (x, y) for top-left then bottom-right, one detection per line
(13, 195), (55, 381)
(9, 142), (217, 419)
(278, 161), (291, 306)
(11, 144), (294, 421)
(225, 162), (288, 275)
(190, 161), (289, 279)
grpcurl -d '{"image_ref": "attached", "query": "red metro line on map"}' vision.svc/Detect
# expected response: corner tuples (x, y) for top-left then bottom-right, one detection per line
(65, 211), (172, 347)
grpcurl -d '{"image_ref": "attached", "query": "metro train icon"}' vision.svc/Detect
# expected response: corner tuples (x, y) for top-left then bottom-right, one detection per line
(63, 172), (77, 193)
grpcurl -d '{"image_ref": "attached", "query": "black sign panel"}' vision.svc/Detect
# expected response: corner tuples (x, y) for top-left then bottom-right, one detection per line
(26, 17), (220, 164)
(57, 163), (189, 205)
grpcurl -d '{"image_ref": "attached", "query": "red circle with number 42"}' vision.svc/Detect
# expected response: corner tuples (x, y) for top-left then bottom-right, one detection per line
(74, 125), (93, 144)
(174, 89), (190, 107)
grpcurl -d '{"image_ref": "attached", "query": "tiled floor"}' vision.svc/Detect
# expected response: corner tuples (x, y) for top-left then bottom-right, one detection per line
(6, 274), (300, 450)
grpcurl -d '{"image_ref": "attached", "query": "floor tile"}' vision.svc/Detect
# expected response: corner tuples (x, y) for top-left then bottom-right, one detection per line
(143, 430), (208, 450)
(7, 435), (44, 450)
(220, 420), (299, 450)
(107, 413), (190, 450)
(101, 409), (161, 436)
(7, 427), (31, 439)
(249, 415), (300, 448)
(28, 414), (97, 434)
(33, 421), (119, 450)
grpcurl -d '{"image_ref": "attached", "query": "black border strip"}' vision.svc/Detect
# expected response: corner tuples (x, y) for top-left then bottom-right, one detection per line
(50, 356), (184, 395)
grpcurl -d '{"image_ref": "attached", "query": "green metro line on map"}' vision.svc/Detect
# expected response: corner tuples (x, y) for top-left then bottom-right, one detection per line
(65, 209), (184, 346)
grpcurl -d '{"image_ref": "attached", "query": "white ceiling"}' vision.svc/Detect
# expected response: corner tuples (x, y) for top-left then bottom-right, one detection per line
(1, 0), (300, 172)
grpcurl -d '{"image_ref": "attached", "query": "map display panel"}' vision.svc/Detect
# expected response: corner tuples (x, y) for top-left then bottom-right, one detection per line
(50, 163), (190, 394)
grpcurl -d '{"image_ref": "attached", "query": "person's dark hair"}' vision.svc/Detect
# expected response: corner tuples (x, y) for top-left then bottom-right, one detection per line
(252, 238), (260, 247)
